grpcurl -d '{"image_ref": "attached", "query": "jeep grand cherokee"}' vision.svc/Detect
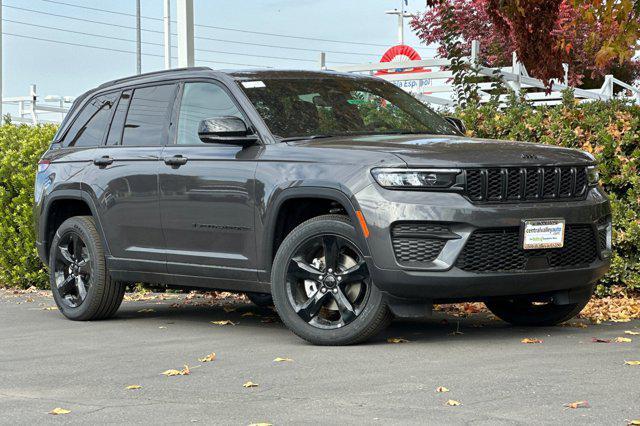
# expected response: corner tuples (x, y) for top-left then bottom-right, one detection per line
(34, 68), (611, 345)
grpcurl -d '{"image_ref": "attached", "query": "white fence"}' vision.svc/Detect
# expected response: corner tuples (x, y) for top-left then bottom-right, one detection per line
(1, 85), (75, 125)
(329, 40), (640, 108)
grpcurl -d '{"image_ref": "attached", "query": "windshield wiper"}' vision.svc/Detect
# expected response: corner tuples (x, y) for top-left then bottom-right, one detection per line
(278, 134), (336, 142)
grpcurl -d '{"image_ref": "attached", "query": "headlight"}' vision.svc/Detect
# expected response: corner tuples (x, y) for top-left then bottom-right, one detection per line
(586, 166), (600, 186)
(371, 168), (461, 189)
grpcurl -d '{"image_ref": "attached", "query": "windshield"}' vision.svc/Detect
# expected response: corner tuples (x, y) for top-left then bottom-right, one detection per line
(237, 75), (458, 140)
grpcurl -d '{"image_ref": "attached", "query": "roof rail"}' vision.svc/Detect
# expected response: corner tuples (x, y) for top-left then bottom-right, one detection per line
(96, 66), (212, 89)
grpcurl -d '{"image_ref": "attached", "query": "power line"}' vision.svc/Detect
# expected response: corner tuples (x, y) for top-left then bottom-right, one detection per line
(3, 18), (358, 64)
(1, 32), (270, 68)
(38, 0), (436, 50)
(3, 4), (383, 57)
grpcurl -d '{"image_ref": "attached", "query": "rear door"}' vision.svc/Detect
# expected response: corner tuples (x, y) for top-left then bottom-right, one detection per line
(83, 84), (177, 273)
(159, 80), (260, 281)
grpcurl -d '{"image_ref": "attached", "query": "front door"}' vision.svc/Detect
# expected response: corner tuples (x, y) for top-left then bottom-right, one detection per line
(159, 81), (259, 281)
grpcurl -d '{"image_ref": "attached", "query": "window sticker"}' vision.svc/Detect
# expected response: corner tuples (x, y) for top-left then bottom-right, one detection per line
(242, 81), (266, 89)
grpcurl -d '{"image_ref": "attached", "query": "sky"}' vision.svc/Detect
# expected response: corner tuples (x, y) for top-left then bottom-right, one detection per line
(2, 0), (437, 106)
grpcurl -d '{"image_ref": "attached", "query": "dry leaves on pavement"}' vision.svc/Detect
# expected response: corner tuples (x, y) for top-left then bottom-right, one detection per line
(624, 330), (639, 335)
(198, 353), (216, 363)
(436, 386), (450, 393)
(591, 338), (611, 343)
(211, 320), (236, 326)
(137, 308), (155, 313)
(243, 381), (259, 388)
(241, 312), (257, 317)
(387, 337), (410, 343)
(126, 385), (142, 390)
(624, 360), (640, 366)
(615, 337), (633, 343)
(248, 423), (272, 426)
(49, 408), (71, 415)
(580, 296), (640, 323)
(521, 338), (543, 344)
(161, 365), (191, 376)
(446, 400), (461, 406)
(273, 357), (293, 362)
(564, 400), (590, 409)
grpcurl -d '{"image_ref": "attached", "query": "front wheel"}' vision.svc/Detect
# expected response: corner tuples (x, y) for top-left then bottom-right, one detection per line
(271, 215), (391, 346)
(485, 287), (593, 327)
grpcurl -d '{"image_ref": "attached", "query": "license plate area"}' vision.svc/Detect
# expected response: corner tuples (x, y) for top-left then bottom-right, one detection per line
(521, 219), (565, 250)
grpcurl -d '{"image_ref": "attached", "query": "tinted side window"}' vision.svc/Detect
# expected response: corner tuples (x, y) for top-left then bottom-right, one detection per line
(121, 84), (176, 147)
(106, 90), (132, 145)
(176, 82), (243, 145)
(63, 92), (118, 147)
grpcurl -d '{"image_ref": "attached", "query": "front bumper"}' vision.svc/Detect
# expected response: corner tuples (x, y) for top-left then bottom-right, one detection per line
(355, 184), (611, 300)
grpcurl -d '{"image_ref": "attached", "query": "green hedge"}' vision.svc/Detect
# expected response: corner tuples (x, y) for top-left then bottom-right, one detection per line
(0, 124), (57, 288)
(456, 94), (639, 294)
(0, 97), (638, 293)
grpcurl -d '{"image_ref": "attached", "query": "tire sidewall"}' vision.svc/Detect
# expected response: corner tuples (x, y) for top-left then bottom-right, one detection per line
(49, 217), (106, 320)
(271, 217), (386, 345)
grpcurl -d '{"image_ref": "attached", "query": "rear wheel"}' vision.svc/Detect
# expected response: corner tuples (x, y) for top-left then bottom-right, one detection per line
(485, 287), (593, 326)
(49, 216), (125, 321)
(271, 215), (391, 345)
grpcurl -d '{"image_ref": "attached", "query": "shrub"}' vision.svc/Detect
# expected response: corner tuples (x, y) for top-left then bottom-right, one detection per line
(456, 94), (640, 294)
(0, 124), (57, 289)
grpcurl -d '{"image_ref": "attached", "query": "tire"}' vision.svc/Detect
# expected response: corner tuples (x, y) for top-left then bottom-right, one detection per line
(246, 292), (274, 307)
(271, 214), (391, 345)
(49, 216), (125, 321)
(485, 287), (593, 327)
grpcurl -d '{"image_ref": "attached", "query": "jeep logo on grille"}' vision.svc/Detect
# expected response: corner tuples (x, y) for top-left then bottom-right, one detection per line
(521, 153), (538, 160)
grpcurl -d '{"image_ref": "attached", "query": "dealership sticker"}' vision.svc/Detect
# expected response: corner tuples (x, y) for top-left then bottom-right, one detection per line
(242, 81), (266, 89)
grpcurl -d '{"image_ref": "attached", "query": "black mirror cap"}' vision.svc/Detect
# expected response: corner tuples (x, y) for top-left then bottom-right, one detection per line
(198, 116), (258, 146)
(445, 116), (467, 135)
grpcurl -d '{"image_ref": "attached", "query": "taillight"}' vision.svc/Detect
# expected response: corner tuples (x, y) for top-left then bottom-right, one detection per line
(37, 160), (51, 173)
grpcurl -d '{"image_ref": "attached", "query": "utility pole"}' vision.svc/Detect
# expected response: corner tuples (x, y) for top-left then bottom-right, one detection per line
(163, 0), (171, 69)
(136, 0), (141, 74)
(0, 0), (3, 120)
(385, 0), (412, 45)
(177, 0), (194, 68)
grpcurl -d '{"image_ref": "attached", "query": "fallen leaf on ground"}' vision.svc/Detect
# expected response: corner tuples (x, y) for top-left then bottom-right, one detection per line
(446, 399), (461, 406)
(624, 330), (640, 335)
(42, 306), (58, 311)
(592, 338), (611, 343)
(248, 423), (272, 426)
(161, 365), (190, 376)
(521, 338), (543, 344)
(615, 337), (632, 343)
(49, 408), (71, 415)
(436, 386), (450, 393)
(198, 353), (216, 363)
(261, 317), (277, 323)
(612, 318), (631, 323)
(628, 420), (640, 425)
(624, 360), (640, 366)
(273, 357), (293, 362)
(158, 326), (167, 329)
(223, 306), (236, 313)
(243, 381), (259, 388)
(561, 322), (587, 328)
(137, 308), (155, 313)
(126, 385), (142, 390)
(387, 337), (410, 343)
(211, 320), (236, 326)
(564, 400), (590, 409)
(241, 312), (257, 317)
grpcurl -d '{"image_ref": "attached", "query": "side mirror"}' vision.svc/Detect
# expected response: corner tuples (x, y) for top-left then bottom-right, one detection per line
(198, 116), (258, 146)
(445, 116), (467, 135)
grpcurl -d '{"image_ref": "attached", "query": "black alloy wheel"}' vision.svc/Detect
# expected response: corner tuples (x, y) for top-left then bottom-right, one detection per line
(54, 232), (92, 308)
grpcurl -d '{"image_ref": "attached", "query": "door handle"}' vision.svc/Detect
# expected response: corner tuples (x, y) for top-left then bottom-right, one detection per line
(164, 155), (188, 167)
(93, 156), (114, 167)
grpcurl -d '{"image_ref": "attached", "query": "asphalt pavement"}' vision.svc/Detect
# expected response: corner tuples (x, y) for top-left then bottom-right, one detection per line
(1, 289), (639, 425)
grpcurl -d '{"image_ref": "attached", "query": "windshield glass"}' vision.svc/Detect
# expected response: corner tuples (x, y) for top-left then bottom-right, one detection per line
(237, 75), (458, 139)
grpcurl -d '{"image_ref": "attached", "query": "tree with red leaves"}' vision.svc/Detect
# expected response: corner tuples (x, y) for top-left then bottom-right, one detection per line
(411, 0), (639, 87)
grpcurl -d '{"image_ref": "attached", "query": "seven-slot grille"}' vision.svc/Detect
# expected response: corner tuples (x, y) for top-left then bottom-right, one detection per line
(455, 224), (597, 272)
(465, 166), (588, 203)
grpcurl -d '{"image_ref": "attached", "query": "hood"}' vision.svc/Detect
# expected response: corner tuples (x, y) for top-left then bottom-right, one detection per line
(292, 134), (595, 168)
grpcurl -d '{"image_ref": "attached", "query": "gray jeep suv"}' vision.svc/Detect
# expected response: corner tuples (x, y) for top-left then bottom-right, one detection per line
(34, 67), (611, 345)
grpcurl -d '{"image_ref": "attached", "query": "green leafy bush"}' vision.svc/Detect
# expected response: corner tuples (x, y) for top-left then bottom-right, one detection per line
(456, 94), (639, 294)
(0, 124), (57, 288)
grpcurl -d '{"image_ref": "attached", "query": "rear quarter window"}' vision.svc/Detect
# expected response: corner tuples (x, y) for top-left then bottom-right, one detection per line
(61, 92), (118, 148)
